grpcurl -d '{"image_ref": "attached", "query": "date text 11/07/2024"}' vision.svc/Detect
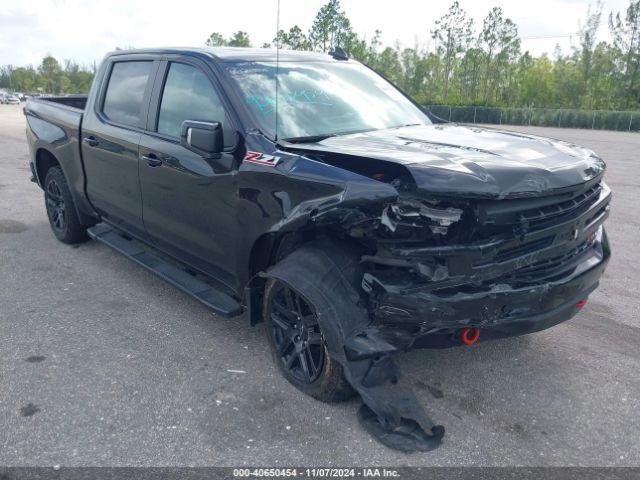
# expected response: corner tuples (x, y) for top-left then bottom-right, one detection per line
(232, 468), (400, 477)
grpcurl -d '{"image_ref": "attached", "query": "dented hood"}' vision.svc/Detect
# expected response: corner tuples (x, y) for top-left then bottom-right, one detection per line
(291, 124), (606, 198)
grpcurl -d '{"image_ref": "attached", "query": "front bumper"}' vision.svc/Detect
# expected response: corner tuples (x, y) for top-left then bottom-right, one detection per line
(346, 229), (610, 356)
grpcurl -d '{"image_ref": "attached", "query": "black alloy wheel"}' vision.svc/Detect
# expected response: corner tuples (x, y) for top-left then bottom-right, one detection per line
(45, 177), (66, 233)
(269, 282), (325, 383)
(263, 275), (355, 402)
(43, 166), (91, 244)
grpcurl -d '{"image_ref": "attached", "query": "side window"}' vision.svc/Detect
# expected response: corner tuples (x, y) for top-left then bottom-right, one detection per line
(102, 61), (153, 127)
(157, 63), (226, 138)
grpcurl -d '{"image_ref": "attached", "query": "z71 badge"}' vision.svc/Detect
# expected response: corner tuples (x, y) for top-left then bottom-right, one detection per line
(243, 151), (282, 167)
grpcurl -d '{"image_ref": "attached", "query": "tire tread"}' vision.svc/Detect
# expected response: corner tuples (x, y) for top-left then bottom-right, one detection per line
(263, 279), (356, 403)
(44, 166), (89, 244)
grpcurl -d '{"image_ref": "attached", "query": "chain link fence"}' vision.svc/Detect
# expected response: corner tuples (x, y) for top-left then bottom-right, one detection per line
(424, 105), (640, 132)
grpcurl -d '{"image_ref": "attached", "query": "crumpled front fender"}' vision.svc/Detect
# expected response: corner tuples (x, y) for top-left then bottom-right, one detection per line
(260, 240), (444, 452)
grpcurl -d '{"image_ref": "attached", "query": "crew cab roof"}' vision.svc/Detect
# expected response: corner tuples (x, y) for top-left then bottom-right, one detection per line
(106, 47), (346, 63)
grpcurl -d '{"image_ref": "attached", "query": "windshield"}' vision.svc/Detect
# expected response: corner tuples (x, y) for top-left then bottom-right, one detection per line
(224, 60), (430, 141)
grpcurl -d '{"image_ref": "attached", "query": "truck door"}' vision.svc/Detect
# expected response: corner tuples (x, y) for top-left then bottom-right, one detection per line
(138, 58), (239, 288)
(81, 56), (159, 240)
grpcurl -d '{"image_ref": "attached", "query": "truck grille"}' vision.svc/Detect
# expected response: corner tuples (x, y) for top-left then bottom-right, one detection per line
(477, 180), (603, 237)
(512, 240), (591, 281)
(515, 183), (602, 234)
(493, 235), (555, 263)
(465, 179), (609, 282)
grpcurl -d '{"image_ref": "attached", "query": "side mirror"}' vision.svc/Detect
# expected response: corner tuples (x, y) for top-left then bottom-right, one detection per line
(180, 120), (223, 157)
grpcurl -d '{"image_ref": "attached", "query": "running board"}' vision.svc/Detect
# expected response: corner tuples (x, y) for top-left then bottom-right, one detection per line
(87, 224), (242, 317)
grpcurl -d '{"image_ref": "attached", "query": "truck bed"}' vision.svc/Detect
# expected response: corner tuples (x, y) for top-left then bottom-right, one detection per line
(37, 95), (88, 111)
(24, 95), (94, 224)
(25, 96), (84, 140)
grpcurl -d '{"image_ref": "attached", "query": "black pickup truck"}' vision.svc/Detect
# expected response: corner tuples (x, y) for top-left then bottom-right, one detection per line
(25, 47), (611, 452)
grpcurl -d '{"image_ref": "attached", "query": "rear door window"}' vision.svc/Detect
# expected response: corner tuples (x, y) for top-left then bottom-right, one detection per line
(102, 61), (153, 127)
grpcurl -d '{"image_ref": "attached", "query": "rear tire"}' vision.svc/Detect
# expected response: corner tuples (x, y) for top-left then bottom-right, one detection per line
(43, 166), (88, 244)
(264, 278), (355, 403)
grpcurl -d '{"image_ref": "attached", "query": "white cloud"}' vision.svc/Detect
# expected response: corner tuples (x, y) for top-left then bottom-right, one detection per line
(0, 0), (632, 66)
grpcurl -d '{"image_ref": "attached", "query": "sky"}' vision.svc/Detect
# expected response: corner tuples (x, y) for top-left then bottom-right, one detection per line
(0, 0), (632, 67)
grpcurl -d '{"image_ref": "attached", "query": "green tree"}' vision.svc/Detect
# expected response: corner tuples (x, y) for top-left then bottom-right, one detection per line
(515, 53), (555, 106)
(205, 31), (251, 48)
(457, 47), (484, 103)
(587, 42), (618, 108)
(375, 46), (402, 85)
(575, 1), (603, 107)
(308, 0), (351, 52)
(431, 1), (474, 102)
(38, 55), (62, 93)
(609, 0), (640, 107)
(479, 7), (520, 104)
(0, 65), (15, 90)
(205, 32), (227, 47)
(11, 66), (37, 92)
(274, 25), (310, 50)
(228, 31), (252, 47)
(6, 0), (640, 112)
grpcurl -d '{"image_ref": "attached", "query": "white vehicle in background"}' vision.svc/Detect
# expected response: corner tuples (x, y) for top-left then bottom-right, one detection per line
(1, 94), (21, 105)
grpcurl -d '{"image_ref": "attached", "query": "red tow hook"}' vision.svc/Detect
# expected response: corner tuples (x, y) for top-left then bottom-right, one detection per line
(576, 299), (587, 309)
(460, 327), (480, 346)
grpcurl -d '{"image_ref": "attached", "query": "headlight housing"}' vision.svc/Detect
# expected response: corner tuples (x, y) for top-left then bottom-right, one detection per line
(380, 199), (464, 236)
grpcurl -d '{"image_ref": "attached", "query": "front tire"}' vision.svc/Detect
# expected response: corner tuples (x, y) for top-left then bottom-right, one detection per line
(43, 166), (88, 244)
(264, 278), (355, 403)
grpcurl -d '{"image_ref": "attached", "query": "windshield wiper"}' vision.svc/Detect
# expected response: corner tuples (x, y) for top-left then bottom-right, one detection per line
(281, 133), (336, 144)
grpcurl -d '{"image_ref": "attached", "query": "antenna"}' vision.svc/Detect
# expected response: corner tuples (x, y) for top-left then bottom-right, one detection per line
(274, 0), (280, 142)
(329, 46), (348, 61)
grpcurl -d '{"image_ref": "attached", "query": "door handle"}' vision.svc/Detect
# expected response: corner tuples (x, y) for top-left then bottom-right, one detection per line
(142, 153), (162, 167)
(83, 136), (99, 147)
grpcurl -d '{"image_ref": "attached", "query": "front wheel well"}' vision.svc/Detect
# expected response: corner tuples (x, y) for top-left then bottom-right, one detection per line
(245, 230), (361, 325)
(248, 231), (308, 281)
(245, 230), (320, 325)
(35, 149), (60, 186)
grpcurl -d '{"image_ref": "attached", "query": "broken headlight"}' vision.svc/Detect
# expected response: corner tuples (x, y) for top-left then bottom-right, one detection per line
(380, 199), (464, 236)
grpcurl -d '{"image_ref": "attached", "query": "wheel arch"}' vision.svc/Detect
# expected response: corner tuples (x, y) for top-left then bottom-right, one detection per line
(244, 230), (306, 326)
(244, 228), (364, 326)
(34, 147), (98, 227)
(35, 148), (61, 187)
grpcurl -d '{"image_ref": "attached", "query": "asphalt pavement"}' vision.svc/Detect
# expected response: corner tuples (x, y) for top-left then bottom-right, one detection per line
(1, 104), (638, 466)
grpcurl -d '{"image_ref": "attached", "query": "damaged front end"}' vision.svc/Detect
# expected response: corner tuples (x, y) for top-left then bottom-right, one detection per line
(258, 147), (611, 453)
(358, 177), (611, 351)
